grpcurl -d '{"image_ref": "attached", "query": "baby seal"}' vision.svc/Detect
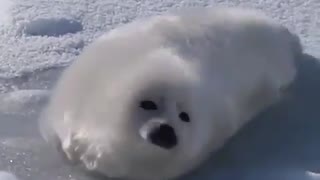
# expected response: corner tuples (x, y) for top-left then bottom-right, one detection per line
(39, 6), (301, 180)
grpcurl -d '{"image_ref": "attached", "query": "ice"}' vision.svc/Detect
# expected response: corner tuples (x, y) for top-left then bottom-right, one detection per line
(0, 0), (319, 180)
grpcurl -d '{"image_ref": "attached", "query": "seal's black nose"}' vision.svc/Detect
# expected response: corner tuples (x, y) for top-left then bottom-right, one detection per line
(148, 124), (178, 149)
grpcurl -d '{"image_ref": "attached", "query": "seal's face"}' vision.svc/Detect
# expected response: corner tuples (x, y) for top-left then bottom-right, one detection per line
(100, 70), (200, 179)
(130, 76), (192, 151)
(138, 98), (189, 150)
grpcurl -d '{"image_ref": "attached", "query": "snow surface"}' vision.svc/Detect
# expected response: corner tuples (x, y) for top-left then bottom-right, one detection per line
(0, 171), (19, 180)
(0, 0), (319, 180)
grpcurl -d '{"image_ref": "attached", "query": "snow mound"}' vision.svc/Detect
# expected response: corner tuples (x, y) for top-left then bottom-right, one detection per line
(0, 171), (19, 180)
(22, 18), (83, 37)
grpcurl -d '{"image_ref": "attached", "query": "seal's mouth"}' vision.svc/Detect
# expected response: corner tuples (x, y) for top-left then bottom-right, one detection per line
(139, 121), (178, 150)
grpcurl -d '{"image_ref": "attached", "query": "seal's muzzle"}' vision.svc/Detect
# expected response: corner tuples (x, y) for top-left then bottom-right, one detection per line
(140, 120), (178, 150)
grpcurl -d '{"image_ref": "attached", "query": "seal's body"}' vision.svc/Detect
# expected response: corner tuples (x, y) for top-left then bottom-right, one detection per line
(39, 7), (301, 180)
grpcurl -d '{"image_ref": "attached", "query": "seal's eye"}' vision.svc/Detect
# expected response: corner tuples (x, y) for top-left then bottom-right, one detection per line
(179, 112), (190, 122)
(140, 100), (158, 110)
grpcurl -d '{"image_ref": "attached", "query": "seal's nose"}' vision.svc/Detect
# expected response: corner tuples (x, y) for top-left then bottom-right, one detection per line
(148, 124), (178, 149)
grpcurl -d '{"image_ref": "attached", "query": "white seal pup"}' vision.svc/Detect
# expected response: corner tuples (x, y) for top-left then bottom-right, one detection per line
(39, 7), (302, 180)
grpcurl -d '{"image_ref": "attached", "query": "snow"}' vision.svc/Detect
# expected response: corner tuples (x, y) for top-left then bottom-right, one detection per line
(0, 0), (318, 180)
(0, 0), (318, 78)
(307, 171), (320, 180)
(0, 0), (13, 26)
(0, 171), (19, 180)
(0, 90), (49, 115)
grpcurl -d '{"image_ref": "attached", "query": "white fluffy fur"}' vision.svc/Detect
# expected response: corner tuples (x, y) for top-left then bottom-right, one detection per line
(39, 7), (301, 180)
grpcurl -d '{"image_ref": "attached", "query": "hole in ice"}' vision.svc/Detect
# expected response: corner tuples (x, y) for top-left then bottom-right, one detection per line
(22, 17), (83, 37)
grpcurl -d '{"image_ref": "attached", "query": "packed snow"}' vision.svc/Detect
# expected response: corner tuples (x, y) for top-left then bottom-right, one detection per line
(0, 0), (319, 180)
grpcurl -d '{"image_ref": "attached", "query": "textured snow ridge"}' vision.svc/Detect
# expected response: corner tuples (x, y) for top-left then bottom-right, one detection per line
(0, 0), (318, 78)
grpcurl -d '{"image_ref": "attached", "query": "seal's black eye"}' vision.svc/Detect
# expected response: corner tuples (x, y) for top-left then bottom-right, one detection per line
(179, 112), (190, 122)
(140, 100), (158, 110)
